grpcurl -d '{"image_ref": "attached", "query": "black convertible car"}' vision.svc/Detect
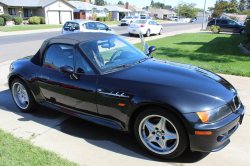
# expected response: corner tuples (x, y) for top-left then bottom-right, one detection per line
(8, 33), (245, 159)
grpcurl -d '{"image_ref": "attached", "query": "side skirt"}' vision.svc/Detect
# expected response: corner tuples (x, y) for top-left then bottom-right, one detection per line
(41, 102), (123, 130)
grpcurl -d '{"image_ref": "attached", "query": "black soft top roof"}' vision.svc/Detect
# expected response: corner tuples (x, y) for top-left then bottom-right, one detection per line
(31, 32), (116, 66)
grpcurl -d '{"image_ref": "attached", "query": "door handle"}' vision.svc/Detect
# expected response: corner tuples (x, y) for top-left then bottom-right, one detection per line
(40, 75), (49, 82)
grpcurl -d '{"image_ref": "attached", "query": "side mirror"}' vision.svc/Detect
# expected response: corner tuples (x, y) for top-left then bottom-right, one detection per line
(147, 46), (157, 57)
(59, 66), (74, 75)
(106, 27), (111, 31)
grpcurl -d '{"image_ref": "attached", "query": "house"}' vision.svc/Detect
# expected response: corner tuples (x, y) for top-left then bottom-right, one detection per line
(221, 13), (247, 22)
(68, 0), (131, 21)
(0, 0), (76, 24)
(104, 5), (132, 21)
(146, 7), (177, 20)
(115, 2), (148, 17)
(68, 0), (109, 20)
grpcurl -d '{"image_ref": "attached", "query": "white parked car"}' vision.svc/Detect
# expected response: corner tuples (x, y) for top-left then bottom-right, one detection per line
(169, 16), (179, 21)
(127, 20), (163, 37)
(120, 16), (139, 26)
(62, 20), (116, 35)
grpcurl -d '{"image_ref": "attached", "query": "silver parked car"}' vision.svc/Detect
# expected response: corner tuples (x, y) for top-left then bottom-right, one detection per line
(62, 20), (116, 35)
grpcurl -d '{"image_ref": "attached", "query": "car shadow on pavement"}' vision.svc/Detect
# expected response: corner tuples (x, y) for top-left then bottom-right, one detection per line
(0, 89), (209, 163)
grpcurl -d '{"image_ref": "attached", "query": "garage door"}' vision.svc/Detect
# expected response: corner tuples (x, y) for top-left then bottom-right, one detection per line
(61, 11), (72, 24)
(48, 11), (60, 24)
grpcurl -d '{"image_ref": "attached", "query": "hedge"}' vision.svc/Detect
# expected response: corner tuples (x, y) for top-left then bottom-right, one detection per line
(0, 17), (4, 26)
(0, 14), (12, 21)
(28, 16), (40, 24)
(13, 17), (23, 24)
(97, 17), (109, 22)
(39, 16), (45, 24)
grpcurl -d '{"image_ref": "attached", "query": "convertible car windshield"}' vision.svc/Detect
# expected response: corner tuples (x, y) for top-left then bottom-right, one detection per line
(80, 36), (148, 72)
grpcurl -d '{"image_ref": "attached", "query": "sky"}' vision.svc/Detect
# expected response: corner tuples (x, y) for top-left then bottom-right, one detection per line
(106, 0), (217, 10)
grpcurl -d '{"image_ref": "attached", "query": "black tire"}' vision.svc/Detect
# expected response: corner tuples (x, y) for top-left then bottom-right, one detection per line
(144, 30), (150, 37)
(159, 28), (163, 35)
(134, 107), (188, 159)
(240, 29), (245, 35)
(11, 78), (39, 113)
(129, 33), (134, 36)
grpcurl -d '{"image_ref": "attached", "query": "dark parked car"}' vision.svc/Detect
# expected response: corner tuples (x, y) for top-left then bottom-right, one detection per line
(8, 33), (245, 159)
(207, 19), (245, 35)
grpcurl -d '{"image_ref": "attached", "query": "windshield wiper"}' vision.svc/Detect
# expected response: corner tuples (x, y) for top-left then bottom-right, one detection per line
(105, 64), (132, 73)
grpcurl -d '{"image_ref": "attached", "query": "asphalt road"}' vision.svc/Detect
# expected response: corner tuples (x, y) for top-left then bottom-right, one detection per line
(0, 21), (204, 62)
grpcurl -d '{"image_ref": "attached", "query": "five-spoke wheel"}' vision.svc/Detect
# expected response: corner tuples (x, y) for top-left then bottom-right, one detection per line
(134, 107), (188, 159)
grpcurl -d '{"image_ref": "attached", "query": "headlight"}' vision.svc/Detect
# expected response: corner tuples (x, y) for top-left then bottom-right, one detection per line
(196, 105), (232, 123)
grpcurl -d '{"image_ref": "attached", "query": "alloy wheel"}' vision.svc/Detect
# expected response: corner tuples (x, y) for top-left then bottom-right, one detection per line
(12, 82), (29, 109)
(139, 115), (179, 154)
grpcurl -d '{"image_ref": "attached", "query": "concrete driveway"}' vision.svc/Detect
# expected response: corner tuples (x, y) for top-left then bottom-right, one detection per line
(0, 59), (249, 166)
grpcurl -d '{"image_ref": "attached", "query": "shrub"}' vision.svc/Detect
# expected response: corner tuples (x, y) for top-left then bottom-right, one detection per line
(13, 17), (23, 24)
(38, 16), (45, 24)
(0, 14), (12, 21)
(28, 16), (40, 24)
(243, 19), (250, 44)
(0, 17), (4, 26)
(108, 11), (113, 21)
(210, 25), (220, 34)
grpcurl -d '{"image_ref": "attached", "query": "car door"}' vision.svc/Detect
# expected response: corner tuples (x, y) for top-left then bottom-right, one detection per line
(37, 44), (98, 113)
(86, 22), (98, 32)
(95, 22), (110, 33)
(153, 21), (161, 33)
(148, 21), (155, 33)
(219, 20), (228, 32)
(227, 20), (239, 32)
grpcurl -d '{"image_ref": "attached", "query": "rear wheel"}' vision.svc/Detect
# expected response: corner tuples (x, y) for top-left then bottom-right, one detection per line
(11, 78), (38, 113)
(134, 107), (188, 159)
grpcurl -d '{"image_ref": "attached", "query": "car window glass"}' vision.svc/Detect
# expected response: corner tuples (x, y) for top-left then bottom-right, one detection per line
(134, 20), (147, 24)
(44, 45), (74, 70)
(149, 21), (154, 25)
(95, 22), (107, 30)
(87, 22), (96, 30)
(220, 20), (227, 24)
(153, 21), (158, 25)
(64, 22), (80, 31)
(210, 20), (215, 23)
(228, 20), (236, 25)
(75, 49), (95, 75)
(80, 36), (148, 72)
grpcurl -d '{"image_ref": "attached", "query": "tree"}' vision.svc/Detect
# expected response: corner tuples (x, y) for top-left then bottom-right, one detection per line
(239, 0), (247, 11)
(225, 7), (239, 13)
(211, 0), (237, 18)
(92, 11), (97, 20)
(96, 0), (105, 6)
(118, 1), (124, 5)
(150, 0), (154, 7)
(108, 11), (113, 21)
(174, 2), (198, 18)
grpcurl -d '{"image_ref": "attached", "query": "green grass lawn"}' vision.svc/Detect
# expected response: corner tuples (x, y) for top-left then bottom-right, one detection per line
(101, 21), (120, 25)
(0, 25), (63, 32)
(134, 33), (250, 77)
(0, 129), (78, 165)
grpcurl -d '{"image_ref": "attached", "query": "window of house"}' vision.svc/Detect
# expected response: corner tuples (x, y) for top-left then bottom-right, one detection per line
(89, 10), (92, 14)
(101, 10), (104, 14)
(8, 8), (16, 15)
(23, 9), (32, 17)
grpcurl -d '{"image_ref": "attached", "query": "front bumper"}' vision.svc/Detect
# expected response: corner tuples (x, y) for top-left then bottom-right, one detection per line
(184, 105), (245, 152)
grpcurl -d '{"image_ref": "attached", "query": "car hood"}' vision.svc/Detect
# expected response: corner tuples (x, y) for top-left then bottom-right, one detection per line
(107, 59), (235, 102)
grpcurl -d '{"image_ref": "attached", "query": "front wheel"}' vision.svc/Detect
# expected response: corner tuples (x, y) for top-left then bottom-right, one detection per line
(159, 28), (163, 35)
(145, 30), (150, 37)
(134, 107), (188, 159)
(11, 78), (39, 113)
(240, 29), (245, 35)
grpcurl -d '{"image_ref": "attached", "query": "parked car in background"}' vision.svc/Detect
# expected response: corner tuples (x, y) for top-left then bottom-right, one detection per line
(207, 19), (245, 35)
(140, 16), (153, 20)
(127, 19), (163, 37)
(169, 16), (179, 21)
(190, 18), (197, 23)
(120, 16), (139, 26)
(62, 20), (116, 35)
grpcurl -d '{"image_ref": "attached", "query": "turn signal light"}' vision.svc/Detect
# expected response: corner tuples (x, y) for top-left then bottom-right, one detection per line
(141, 24), (145, 27)
(195, 131), (212, 135)
(118, 103), (126, 106)
(196, 111), (209, 123)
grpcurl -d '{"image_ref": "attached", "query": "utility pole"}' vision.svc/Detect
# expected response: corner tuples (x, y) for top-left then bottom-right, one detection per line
(178, 0), (180, 19)
(202, 0), (207, 30)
